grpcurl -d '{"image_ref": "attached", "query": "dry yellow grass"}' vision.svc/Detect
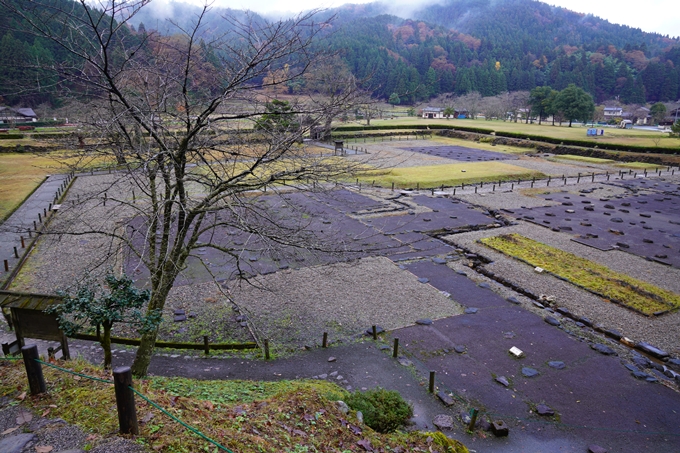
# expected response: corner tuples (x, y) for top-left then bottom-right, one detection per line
(359, 161), (543, 189)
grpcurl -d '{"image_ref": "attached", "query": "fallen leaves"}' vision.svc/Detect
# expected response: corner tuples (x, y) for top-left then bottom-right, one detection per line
(1, 427), (18, 435)
(16, 392), (26, 401)
(35, 446), (53, 453)
(16, 411), (33, 425)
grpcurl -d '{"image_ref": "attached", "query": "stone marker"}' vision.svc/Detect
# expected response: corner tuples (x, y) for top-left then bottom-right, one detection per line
(509, 346), (524, 358)
(491, 420), (509, 437)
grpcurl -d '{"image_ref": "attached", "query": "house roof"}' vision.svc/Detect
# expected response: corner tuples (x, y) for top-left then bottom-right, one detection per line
(422, 107), (444, 112)
(0, 107), (37, 118)
(0, 290), (62, 311)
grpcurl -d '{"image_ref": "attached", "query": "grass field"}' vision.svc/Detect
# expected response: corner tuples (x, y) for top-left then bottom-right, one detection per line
(481, 233), (680, 316)
(368, 117), (680, 149)
(616, 161), (665, 169)
(359, 161), (544, 189)
(549, 154), (615, 164)
(0, 153), (67, 220)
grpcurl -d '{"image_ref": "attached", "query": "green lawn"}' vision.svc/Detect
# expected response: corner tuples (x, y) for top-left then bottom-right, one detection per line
(481, 233), (680, 315)
(550, 154), (615, 164)
(359, 161), (544, 189)
(616, 162), (665, 169)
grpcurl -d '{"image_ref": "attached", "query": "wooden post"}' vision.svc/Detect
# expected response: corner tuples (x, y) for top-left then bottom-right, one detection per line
(38, 213), (42, 223)
(33, 220), (37, 231)
(577, 173), (581, 183)
(392, 338), (399, 358)
(372, 325), (377, 340)
(264, 339), (270, 360)
(113, 366), (139, 435)
(322, 332), (328, 348)
(468, 408), (479, 431)
(203, 335), (210, 355)
(429, 371), (435, 393)
(20, 236), (25, 248)
(21, 345), (46, 395)
(3, 260), (8, 272)
(14, 246), (18, 258)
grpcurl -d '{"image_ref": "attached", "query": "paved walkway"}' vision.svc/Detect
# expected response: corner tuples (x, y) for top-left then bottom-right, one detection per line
(0, 173), (70, 287)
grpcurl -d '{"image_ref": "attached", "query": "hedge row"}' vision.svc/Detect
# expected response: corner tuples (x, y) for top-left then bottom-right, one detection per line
(0, 134), (24, 140)
(333, 124), (496, 135)
(493, 130), (677, 154)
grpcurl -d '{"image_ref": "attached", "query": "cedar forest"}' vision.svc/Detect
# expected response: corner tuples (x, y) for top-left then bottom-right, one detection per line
(0, 0), (679, 107)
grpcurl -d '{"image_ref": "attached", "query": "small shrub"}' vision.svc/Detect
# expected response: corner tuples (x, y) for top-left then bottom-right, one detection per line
(345, 387), (413, 433)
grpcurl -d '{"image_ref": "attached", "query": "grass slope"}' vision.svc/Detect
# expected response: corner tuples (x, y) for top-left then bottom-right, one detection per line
(550, 154), (615, 164)
(359, 161), (543, 189)
(0, 359), (468, 453)
(481, 233), (680, 315)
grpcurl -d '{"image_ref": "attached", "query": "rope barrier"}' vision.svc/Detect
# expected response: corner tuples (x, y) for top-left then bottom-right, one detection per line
(130, 387), (235, 452)
(2, 356), (233, 451)
(34, 358), (113, 384)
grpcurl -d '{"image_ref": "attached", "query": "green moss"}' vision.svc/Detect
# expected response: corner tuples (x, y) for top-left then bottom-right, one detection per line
(481, 234), (680, 315)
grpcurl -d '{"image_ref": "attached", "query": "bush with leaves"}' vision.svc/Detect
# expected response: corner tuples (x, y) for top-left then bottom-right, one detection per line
(46, 273), (161, 369)
(345, 387), (413, 433)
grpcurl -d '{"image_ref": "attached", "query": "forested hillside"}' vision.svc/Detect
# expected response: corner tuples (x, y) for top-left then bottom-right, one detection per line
(1, 0), (679, 108)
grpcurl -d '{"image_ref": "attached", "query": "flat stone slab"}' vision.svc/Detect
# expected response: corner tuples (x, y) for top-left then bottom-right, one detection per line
(522, 367), (540, 378)
(0, 434), (36, 453)
(464, 307), (478, 314)
(437, 391), (455, 406)
(416, 318), (433, 325)
(548, 361), (566, 370)
(536, 404), (555, 416)
(591, 343), (617, 356)
(635, 342), (669, 359)
(432, 414), (454, 430)
(544, 316), (560, 326)
(496, 376), (510, 387)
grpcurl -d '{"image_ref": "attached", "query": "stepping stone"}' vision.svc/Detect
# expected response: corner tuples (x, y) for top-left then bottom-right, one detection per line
(536, 404), (554, 416)
(544, 316), (560, 326)
(464, 307), (478, 314)
(416, 318), (433, 326)
(548, 361), (565, 370)
(433, 414), (454, 430)
(522, 367), (540, 378)
(591, 343), (617, 356)
(496, 376), (510, 387)
(174, 315), (187, 322)
(174, 309), (185, 315)
(397, 357), (413, 367)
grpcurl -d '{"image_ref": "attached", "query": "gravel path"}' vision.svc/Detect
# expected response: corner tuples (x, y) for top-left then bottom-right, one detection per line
(230, 256), (463, 355)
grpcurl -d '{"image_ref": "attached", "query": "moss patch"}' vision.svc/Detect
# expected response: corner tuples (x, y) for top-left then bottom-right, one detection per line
(0, 359), (462, 452)
(480, 233), (680, 315)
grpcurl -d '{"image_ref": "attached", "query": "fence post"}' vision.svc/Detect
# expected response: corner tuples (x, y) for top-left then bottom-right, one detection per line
(322, 332), (328, 348)
(113, 366), (139, 435)
(468, 408), (479, 431)
(372, 325), (377, 340)
(392, 338), (399, 358)
(264, 339), (270, 360)
(203, 335), (210, 355)
(22, 345), (46, 395)
(429, 371), (435, 393)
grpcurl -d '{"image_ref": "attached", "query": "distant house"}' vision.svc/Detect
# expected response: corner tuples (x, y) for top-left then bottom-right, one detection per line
(421, 107), (445, 119)
(0, 107), (38, 123)
(603, 106), (623, 120)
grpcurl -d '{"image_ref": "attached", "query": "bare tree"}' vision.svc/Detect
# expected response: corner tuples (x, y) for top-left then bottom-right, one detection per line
(456, 91), (482, 119)
(6, 0), (362, 376)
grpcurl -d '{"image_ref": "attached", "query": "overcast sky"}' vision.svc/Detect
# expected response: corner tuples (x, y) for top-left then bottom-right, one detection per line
(161, 0), (678, 37)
